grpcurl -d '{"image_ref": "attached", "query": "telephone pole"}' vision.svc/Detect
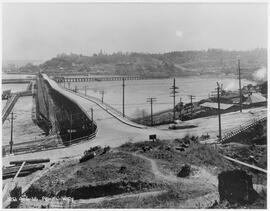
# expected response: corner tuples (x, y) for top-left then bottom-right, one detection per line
(69, 113), (72, 145)
(91, 107), (94, 133)
(179, 98), (182, 119)
(9, 112), (14, 154)
(122, 78), (125, 117)
(238, 59), (242, 112)
(101, 90), (105, 103)
(170, 78), (179, 121)
(216, 82), (222, 142)
(84, 86), (87, 95)
(188, 95), (195, 116)
(147, 97), (157, 126)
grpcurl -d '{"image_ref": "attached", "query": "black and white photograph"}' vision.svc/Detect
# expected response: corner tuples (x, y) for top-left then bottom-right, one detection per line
(1, 1), (268, 209)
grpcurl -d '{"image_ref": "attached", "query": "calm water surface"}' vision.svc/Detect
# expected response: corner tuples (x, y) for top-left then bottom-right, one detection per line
(66, 76), (255, 118)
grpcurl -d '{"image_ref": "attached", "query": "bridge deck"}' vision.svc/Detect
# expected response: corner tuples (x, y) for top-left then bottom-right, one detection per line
(2, 78), (33, 84)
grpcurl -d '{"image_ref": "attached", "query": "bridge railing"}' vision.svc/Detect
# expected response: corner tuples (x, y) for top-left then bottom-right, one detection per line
(220, 115), (266, 143)
(2, 128), (98, 156)
(75, 89), (135, 121)
(54, 76), (146, 83)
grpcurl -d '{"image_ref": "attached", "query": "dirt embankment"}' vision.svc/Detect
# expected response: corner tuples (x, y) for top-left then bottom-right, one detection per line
(21, 135), (266, 208)
(22, 139), (220, 207)
(25, 151), (160, 199)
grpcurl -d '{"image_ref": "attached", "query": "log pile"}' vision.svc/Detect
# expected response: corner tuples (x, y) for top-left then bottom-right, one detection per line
(3, 158), (50, 179)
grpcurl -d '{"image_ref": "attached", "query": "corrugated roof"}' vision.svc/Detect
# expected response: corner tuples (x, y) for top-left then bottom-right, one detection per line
(200, 102), (234, 110)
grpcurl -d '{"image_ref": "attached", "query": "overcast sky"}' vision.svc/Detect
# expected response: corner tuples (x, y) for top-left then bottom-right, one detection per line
(2, 3), (268, 61)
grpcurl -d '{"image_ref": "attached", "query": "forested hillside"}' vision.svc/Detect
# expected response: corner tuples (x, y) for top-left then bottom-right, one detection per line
(5, 48), (267, 80)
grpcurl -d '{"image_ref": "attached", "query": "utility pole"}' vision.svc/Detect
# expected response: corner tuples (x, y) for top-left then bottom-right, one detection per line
(122, 78), (125, 117)
(147, 97), (157, 126)
(84, 86), (87, 96)
(69, 113), (72, 145)
(238, 59), (242, 112)
(101, 90), (104, 103)
(170, 78), (179, 121)
(179, 98), (182, 119)
(9, 112), (14, 154)
(188, 95), (195, 116)
(216, 82), (222, 142)
(91, 107), (94, 133)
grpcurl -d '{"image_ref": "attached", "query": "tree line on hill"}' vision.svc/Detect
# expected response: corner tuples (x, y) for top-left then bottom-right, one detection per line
(3, 48), (267, 80)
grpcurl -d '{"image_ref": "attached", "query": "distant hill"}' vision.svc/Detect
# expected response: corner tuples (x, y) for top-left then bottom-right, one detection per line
(3, 59), (44, 67)
(4, 49), (267, 80)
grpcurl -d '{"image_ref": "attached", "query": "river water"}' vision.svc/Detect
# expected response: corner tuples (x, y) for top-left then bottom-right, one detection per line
(66, 75), (255, 118)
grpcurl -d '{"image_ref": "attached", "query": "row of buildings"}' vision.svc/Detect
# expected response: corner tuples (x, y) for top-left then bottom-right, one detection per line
(176, 82), (267, 120)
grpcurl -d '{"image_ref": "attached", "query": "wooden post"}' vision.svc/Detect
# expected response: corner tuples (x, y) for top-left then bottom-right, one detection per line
(147, 97), (157, 126)
(217, 82), (222, 142)
(179, 98), (182, 119)
(91, 108), (94, 133)
(10, 112), (14, 154)
(69, 113), (72, 145)
(122, 78), (125, 117)
(238, 59), (242, 112)
(189, 95), (195, 116)
(101, 90), (104, 103)
(170, 78), (179, 121)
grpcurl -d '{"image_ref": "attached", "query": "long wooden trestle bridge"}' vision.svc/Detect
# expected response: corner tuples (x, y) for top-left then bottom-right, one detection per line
(54, 76), (147, 83)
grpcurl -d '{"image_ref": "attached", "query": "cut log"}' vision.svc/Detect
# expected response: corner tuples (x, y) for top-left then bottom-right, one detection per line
(10, 159), (50, 166)
(3, 170), (35, 180)
(3, 164), (45, 175)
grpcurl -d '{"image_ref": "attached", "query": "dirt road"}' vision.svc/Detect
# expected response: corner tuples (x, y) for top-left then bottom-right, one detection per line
(130, 152), (218, 186)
